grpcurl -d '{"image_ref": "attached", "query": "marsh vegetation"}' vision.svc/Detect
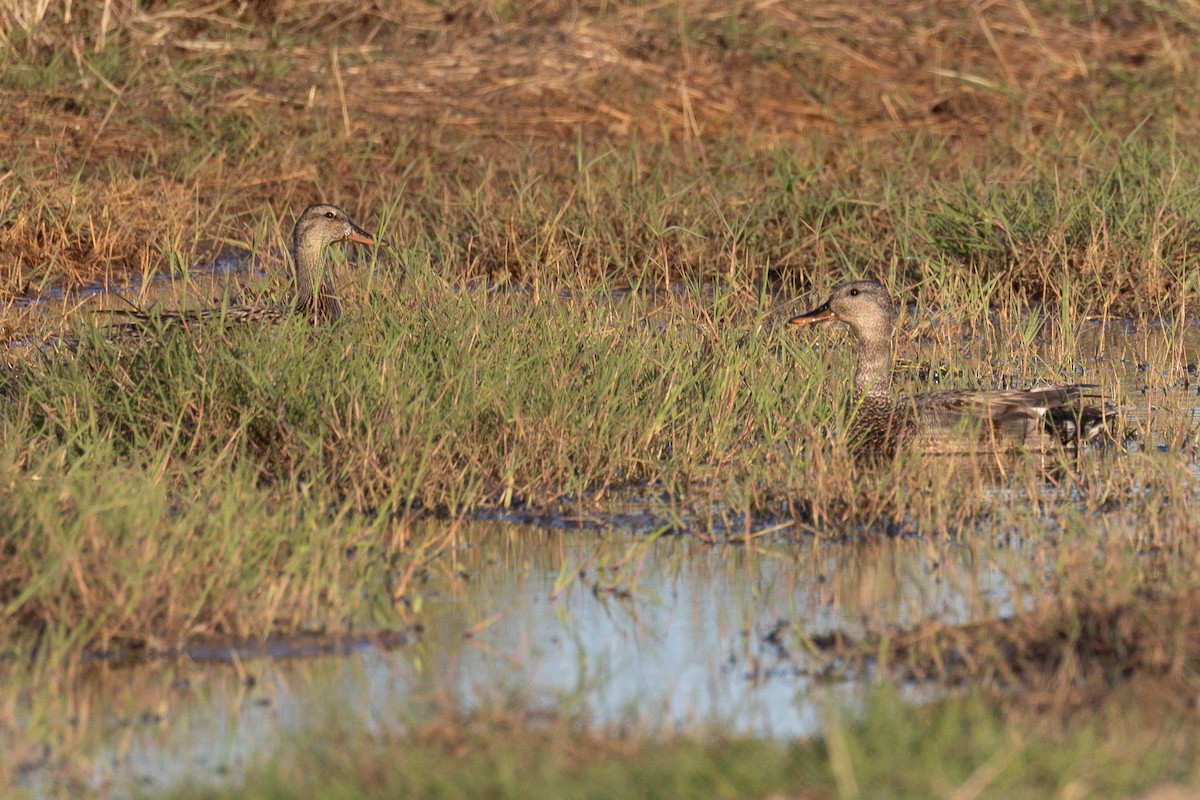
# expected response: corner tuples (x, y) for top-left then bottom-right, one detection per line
(3, 0), (1200, 797)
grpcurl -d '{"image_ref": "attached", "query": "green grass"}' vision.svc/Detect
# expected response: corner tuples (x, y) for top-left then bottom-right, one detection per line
(153, 686), (1197, 800)
(0, 435), (409, 652)
(0, 256), (1191, 656)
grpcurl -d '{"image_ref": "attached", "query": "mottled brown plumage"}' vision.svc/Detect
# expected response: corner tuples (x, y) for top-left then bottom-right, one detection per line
(790, 280), (1114, 457)
(106, 204), (386, 336)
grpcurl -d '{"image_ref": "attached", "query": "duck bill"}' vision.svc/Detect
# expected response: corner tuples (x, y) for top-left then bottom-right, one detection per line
(789, 301), (839, 326)
(345, 221), (387, 247)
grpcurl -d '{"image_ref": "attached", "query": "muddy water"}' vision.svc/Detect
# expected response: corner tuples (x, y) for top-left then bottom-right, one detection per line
(7, 526), (1025, 797)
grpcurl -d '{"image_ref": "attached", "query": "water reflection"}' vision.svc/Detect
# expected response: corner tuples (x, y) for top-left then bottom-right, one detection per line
(7, 526), (1025, 797)
(10, 251), (258, 310)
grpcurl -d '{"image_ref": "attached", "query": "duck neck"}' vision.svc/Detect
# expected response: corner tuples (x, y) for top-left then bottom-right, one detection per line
(292, 232), (342, 323)
(853, 333), (893, 401)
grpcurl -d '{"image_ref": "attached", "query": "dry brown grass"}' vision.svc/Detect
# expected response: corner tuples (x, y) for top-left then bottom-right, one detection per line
(1, 0), (1198, 303)
(7, 0), (1187, 141)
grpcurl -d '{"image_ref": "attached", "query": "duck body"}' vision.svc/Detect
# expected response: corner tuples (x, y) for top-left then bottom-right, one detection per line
(790, 280), (1113, 457)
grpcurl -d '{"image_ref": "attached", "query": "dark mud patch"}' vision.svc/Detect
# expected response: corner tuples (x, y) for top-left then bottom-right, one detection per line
(466, 496), (807, 542)
(77, 628), (412, 667)
(814, 587), (1200, 718)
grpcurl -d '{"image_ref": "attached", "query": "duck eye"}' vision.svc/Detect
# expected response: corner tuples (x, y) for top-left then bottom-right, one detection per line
(325, 211), (336, 219)
(849, 288), (859, 297)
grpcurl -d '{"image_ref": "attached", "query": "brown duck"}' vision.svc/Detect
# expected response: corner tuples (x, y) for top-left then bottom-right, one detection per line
(790, 280), (1113, 456)
(108, 203), (386, 333)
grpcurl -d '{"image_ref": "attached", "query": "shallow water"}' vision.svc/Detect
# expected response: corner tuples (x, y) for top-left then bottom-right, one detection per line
(9, 252), (257, 310)
(6, 526), (1023, 797)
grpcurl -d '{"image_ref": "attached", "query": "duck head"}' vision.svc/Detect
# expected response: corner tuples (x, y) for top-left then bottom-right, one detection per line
(789, 280), (895, 344)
